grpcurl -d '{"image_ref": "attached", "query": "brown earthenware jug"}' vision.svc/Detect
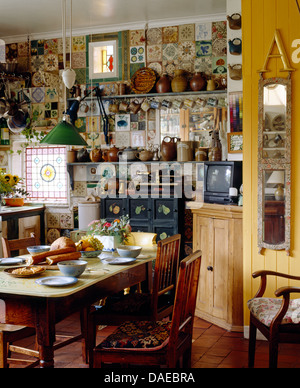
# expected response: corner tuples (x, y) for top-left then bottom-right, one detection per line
(107, 145), (119, 162)
(171, 70), (187, 93)
(156, 73), (171, 93)
(90, 148), (102, 162)
(161, 136), (179, 161)
(190, 72), (206, 91)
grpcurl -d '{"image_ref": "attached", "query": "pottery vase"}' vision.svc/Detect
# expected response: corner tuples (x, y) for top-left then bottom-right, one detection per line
(90, 148), (102, 162)
(156, 73), (171, 93)
(171, 70), (187, 93)
(77, 148), (90, 162)
(95, 235), (121, 252)
(161, 136), (179, 161)
(190, 72), (206, 91)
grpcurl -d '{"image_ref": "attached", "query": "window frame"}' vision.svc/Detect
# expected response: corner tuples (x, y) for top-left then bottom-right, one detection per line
(88, 40), (119, 80)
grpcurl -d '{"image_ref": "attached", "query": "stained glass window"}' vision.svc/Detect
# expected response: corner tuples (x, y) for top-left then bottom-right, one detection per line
(89, 40), (118, 79)
(25, 147), (67, 202)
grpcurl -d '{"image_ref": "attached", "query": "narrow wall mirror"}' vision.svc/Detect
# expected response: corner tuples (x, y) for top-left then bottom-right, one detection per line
(258, 77), (291, 255)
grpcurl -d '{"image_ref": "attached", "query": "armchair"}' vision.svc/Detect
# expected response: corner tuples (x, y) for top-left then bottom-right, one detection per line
(248, 270), (300, 368)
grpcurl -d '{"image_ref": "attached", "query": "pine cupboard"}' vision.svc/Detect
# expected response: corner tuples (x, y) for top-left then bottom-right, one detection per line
(191, 203), (243, 332)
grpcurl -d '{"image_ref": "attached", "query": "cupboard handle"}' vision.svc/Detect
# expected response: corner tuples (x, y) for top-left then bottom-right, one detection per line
(207, 266), (213, 271)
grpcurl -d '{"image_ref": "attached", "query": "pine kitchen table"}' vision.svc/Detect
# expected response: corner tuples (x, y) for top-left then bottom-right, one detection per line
(0, 250), (155, 368)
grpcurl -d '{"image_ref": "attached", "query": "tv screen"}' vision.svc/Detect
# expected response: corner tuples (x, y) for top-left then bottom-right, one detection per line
(206, 165), (232, 193)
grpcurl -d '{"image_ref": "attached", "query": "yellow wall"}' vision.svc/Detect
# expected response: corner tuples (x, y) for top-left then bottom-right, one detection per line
(242, 0), (300, 324)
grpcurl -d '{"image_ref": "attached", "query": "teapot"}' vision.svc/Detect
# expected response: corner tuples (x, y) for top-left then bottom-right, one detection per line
(107, 145), (120, 162)
(90, 148), (102, 163)
(227, 13), (242, 30)
(77, 147), (90, 162)
(161, 136), (179, 161)
(118, 147), (137, 161)
(135, 149), (154, 162)
(228, 38), (242, 55)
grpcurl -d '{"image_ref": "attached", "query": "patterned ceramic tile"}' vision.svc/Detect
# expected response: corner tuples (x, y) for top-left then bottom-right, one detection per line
(18, 41), (29, 57)
(74, 117), (87, 133)
(57, 38), (70, 55)
(147, 45), (162, 63)
(130, 63), (144, 78)
(178, 41), (196, 61)
(45, 87), (59, 103)
(75, 68), (87, 84)
(115, 131), (131, 148)
(72, 36), (86, 52)
(195, 23), (212, 40)
(31, 103), (45, 123)
(212, 21), (227, 56)
(31, 55), (45, 72)
(45, 102), (58, 119)
(47, 228), (60, 244)
(179, 24), (195, 42)
(6, 43), (18, 62)
(195, 57), (212, 75)
(60, 213), (74, 229)
(212, 38), (227, 57)
(146, 28), (162, 45)
(30, 87), (45, 104)
(86, 116), (100, 132)
(86, 132), (101, 148)
(73, 165), (87, 182)
(162, 26), (179, 43)
(162, 60), (179, 77)
(71, 51), (86, 69)
(44, 72), (60, 89)
(162, 43), (178, 61)
(47, 213), (60, 228)
(73, 181), (87, 197)
(177, 60), (194, 73)
(148, 61), (162, 75)
(130, 46), (145, 64)
(212, 56), (227, 74)
(17, 57), (29, 72)
(44, 54), (59, 72)
(196, 40), (212, 57)
(130, 30), (146, 46)
(44, 39), (58, 55)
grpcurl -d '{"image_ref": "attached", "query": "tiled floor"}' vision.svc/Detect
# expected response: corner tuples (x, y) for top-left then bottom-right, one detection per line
(9, 313), (300, 368)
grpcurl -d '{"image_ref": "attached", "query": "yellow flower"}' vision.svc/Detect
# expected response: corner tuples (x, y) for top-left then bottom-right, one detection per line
(4, 174), (13, 186)
(12, 175), (20, 186)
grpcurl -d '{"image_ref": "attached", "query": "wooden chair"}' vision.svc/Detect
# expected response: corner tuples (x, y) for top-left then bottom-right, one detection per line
(0, 234), (83, 368)
(2, 233), (40, 257)
(92, 250), (202, 368)
(88, 234), (181, 366)
(248, 270), (300, 368)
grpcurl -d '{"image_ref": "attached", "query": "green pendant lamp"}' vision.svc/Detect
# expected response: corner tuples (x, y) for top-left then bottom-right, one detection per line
(40, 116), (87, 146)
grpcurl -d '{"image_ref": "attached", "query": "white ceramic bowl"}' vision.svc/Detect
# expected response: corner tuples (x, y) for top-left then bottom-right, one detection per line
(27, 245), (51, 255)
(57, 260), (88, 278)
(116, 245), (142, 258)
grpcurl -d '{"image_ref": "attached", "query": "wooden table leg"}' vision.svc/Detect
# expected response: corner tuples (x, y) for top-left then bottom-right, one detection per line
(35, 302), (56, 368)
(80, 308), (89, 364)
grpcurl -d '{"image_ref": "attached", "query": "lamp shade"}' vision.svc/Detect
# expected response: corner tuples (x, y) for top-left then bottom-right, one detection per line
(62, 68), (76, 89)
(40, 118), (87, 146)
(267, 170), (285, 185)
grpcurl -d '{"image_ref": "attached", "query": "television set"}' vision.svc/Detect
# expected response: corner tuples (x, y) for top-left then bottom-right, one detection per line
(204, 161), (243, 204)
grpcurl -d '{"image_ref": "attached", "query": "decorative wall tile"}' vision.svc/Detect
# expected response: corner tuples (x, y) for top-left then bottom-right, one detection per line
(6, 44), (18, 62)
(115, 131), (131, 148)
(195, 57), (212, 74)
(178, 41), (196, 61)
(86, 116), (100, 132)
(162, 60), (179, 77)
(196, 40), (212, 57)
(212, 38), (227, 57)
(31, 55), (44, 72)
(47, 213), (60, 228)
(179, 24), (195, 42)
(73, 165), (87, 182)
(162, 43), (178, 61)
(146, 28), (162, 45)
(44, 54), (59, 72)
(86, 132), (101, 148)
(130, 30), (146, 46)
(130, 46), (145, 64)
(44, 39), (58, 55)
(72, 51), (86, 69)
(147, 45), (162, 63)
(31, 87), (45, 104)
(75, 68), (87, 84)
(72, 36), (86, 52)
(177, 60), (194, 73)
(45, 87), (59, 103)
(18, 41), (29, 57)
(162, 26), (179, 43)
(212, 56), (227, 74)
(47, 228), (60, 244)
(195, 23), (212, 40)
(73, 181), (87, 197)
(74, 117), (87, 132)
(45, 102), (58, 119)
(57, 38), (70, 55)
(148, 62), (162, 74)
(60, 213), (74, 229)
(31, 104), (45, 123)
(212, 21), (227, 56)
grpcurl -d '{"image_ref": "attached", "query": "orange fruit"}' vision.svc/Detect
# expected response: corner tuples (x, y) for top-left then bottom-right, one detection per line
(84, 247), (95, 252)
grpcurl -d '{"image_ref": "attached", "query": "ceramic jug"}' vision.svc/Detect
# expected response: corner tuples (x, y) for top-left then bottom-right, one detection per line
(135, 149), (154, 161)
(156, 73), (171, 93)
(107, 145), (119, 162)
(228, 38), (242, 55)
(189, 72), (206, 91)
(227, 13), (242, 30)
(118, 147), (137, 161)
(161, 136), (179, 161)
(177, 141), (193, 162)
(206, 79), (218, 91)
(228, 64), (242, 80)
(90, 148), (102, 162)
(171, 70), (188, 93)
(77, 148), (90, 162)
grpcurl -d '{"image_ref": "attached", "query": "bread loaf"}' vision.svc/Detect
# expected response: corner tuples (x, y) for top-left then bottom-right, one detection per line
(27, 247), (76, 265)
(50, 237), (76, 251)
(46, 251), (81, 265)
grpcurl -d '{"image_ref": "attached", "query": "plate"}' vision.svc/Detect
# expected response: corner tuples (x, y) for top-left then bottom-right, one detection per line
(35, 276), (78, 287)
(131, 67), (157, 94)
(105, 257), (137, 265)
(4, 266), (46, 278)
(0, 258), (26, 266)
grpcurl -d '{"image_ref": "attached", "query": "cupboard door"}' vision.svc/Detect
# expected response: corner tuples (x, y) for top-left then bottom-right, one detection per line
(193, 215), (211, 316)
(18, 216), (41, 255)
(210, 218), (229, 322)
(101, 199), (126, 220)
(128, 198), (150, 222)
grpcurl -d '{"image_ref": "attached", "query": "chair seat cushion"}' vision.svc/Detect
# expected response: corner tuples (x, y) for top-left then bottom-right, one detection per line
(247, 297), (300, 327)
(99, 320), (172, 351)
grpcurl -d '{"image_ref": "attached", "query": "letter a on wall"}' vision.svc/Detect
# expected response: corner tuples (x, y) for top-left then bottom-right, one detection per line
(259, 29), (295, 74)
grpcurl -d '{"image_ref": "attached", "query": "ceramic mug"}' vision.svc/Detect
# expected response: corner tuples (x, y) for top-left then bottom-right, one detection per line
(119, 101), (129, 112)
(195, 98), (207, 107)
(172, 100), (184, 110)
(184, 99), (195, 109)
(161, 100), (172, 109)
(150, 100), (161, 109)
(129, 100), (141, 114)
(141, 99), (151, 112)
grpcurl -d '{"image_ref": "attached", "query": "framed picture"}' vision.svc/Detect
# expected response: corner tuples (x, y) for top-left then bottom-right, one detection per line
(115, 114), (131, 131)
(227, 132), (243, 153)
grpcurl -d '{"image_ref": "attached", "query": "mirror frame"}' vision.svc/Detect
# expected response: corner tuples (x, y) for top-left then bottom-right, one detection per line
(257, 76), (291, 256)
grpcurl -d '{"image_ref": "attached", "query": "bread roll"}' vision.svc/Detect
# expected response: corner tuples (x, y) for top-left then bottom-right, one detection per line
(46, 251), (81, 265)
(50, 237), (76, 251)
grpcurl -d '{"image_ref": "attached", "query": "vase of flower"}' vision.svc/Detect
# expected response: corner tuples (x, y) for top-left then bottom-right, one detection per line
(87, 215), (131, 252)
(0, 172), (29, 207)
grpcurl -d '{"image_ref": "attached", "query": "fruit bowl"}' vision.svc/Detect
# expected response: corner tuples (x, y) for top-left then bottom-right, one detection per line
(80, 250), (102, 258)
(58, 260), (88, 278)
